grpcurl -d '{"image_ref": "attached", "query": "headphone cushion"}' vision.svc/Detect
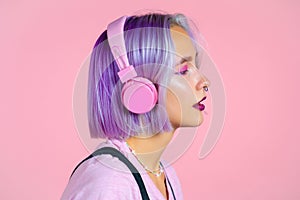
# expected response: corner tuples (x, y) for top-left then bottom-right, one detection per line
(121, 77), (158, 114)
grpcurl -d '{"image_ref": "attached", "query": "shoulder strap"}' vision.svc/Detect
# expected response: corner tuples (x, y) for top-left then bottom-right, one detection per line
(69, 147), (150, 200)
(166, 174), (176, 200)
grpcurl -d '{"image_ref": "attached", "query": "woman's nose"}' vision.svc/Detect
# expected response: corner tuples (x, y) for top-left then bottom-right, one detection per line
(196, 74), (210, 91)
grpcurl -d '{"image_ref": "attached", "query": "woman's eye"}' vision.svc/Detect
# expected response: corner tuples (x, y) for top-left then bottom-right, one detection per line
(176, 65), (189, 75)
(179, 69), (189, 75)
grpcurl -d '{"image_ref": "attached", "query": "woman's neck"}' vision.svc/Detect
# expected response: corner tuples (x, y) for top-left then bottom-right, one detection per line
(125, 130), (176, 174)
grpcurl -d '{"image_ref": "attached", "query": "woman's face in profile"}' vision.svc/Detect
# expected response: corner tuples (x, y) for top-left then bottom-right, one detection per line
(166, 25), (210, 129)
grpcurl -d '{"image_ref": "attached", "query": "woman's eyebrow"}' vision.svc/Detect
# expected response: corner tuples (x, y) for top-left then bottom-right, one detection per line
(175, 56), (192, 66)
(175, 52), (198, 66)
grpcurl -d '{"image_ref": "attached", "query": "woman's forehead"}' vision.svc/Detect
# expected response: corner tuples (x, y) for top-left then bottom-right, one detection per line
(170, 26), (197, 65)
(170, 25), (188, 35)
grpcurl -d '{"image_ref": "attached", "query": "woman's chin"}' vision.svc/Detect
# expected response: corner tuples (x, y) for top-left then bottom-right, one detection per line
(180, 117), (204, 127)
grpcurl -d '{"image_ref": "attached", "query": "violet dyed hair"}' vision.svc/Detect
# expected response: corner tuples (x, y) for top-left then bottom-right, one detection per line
(87, 13), (197, 141)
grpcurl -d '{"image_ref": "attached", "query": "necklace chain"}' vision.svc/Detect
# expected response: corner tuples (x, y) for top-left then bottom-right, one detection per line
(125, 142), (164, 177)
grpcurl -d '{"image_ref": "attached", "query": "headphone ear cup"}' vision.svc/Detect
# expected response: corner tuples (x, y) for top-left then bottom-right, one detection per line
(121, 77), (158, 114)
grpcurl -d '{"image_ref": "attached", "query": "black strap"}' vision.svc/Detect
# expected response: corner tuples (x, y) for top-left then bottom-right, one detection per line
(70, 147), (150, 200)
(160, 162), (177, 200)
(166, 175), (176, 200)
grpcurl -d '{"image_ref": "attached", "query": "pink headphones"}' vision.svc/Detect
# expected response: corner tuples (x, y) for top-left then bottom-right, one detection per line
(107, 16), (158, 114)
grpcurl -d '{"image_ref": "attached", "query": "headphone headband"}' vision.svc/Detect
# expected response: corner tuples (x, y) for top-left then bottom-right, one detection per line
(107, 16), (137, 83)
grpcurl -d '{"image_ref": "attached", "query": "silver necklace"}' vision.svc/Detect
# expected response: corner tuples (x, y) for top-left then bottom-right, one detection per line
(125, 142), (164, 177)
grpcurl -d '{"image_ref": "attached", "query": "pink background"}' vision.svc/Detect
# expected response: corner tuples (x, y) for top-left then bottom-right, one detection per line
(1, 0), (299, 199)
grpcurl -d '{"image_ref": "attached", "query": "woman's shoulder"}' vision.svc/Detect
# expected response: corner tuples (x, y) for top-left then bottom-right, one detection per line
(61, 145), (140, 199)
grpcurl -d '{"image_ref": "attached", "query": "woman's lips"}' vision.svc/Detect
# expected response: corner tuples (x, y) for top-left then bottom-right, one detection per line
(193, 103), (205, 111)
(199, 96), (206, 102)
(193, 96), (207, 111)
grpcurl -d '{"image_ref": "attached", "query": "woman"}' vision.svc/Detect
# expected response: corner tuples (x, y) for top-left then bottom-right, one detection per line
(61, 12), (210, 200)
